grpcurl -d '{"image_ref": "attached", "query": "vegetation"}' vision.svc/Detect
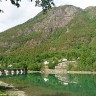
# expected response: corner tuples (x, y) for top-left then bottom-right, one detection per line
(0, 5), (96, 71)
(0, 0), (55, 13)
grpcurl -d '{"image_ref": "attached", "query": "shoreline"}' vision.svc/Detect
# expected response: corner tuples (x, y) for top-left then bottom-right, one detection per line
(28, 70), (96, 74)
(67, 71), (96, 74)
(0, 81), (27, 96)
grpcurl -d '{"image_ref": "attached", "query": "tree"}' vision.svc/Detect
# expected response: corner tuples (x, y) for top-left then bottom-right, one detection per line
(0, 0), (55, 13)
(0, 9), (4, 13)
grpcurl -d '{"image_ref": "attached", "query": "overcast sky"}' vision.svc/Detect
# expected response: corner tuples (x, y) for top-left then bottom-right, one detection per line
(0, 0), (96, 32)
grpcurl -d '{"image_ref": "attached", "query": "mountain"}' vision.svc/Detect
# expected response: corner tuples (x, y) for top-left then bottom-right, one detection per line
(0, 5), (96, 71)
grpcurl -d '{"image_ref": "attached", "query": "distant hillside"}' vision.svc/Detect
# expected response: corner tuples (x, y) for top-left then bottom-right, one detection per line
(0, 5), (96, 71)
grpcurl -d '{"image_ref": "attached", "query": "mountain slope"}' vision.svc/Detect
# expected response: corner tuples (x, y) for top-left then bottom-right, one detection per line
(0, 5), (81, 53)
(0, 5), (96, 71)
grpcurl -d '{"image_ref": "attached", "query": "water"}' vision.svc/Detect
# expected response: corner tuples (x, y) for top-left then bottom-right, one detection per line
(0, 73), (96, 96)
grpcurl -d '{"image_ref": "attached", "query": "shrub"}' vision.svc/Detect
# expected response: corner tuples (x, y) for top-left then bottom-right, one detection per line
(48, 62), (57, 69)
(28, 63), (43, 71)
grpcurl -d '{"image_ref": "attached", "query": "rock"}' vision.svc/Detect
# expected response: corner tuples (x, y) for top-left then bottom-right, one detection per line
(7, 90), (26, 96)
(0, 81), (27, 96)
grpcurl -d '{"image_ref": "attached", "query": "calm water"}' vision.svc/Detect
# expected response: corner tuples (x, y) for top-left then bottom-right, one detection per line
(0, 73), (96, 96)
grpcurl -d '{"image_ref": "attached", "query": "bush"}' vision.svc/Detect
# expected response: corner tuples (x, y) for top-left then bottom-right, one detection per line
(28, 63), (43, 71)
(48, 62), (57, 69)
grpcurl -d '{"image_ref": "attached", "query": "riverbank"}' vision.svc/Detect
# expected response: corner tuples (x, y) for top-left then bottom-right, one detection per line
(28, 70), (96, 74)
(0, 81), (27, 96)
(67, 71), (96, 74)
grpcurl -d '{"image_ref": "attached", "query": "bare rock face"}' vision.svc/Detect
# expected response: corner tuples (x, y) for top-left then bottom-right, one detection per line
(33, 5), (81, 33)
(0, 42), (18, 47)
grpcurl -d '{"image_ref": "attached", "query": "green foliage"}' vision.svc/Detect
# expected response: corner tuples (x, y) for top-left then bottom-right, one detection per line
(67, 64), (74, 71)
(47, 57), (58, 69)
(1, 6), (96, 71)
(1, 0), (55, 13)
(48, 62), (56, 69)
(28, 63), (43, 71)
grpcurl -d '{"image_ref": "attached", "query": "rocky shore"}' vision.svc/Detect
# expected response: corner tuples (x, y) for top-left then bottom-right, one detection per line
(0, 81), (27, 96)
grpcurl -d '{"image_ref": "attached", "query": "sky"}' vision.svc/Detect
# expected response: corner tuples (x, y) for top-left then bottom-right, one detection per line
(0, 0), (96, 32)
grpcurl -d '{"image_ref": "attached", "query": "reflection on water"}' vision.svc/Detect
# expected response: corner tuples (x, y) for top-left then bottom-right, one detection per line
(55, 74), (78, 85)
(0, 73), (96, 96)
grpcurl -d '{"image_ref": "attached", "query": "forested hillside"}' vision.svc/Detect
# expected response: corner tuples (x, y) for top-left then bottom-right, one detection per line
(0, 5), (96, 71)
